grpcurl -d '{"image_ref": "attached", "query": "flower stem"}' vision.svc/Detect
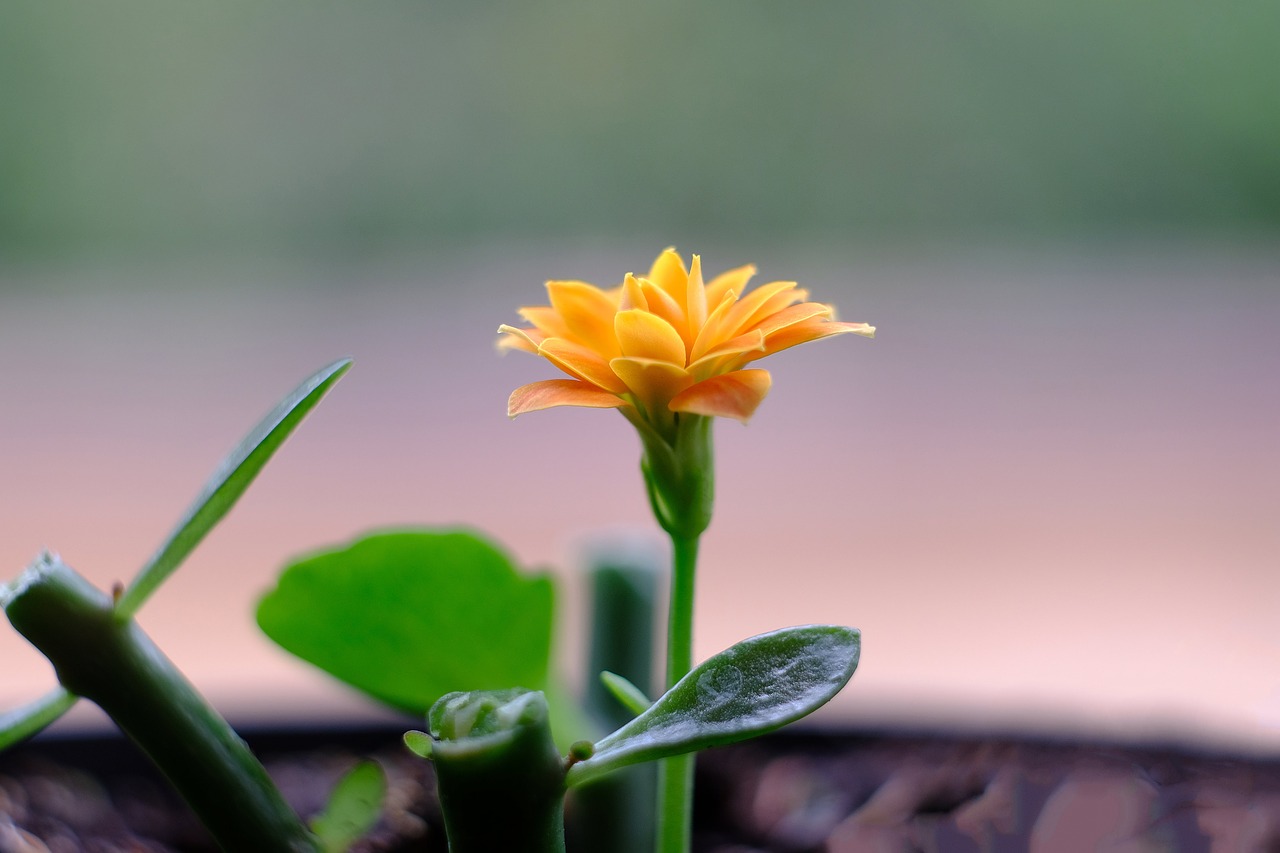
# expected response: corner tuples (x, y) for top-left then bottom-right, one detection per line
(665, 535), (699, 698)
(656, 533), (699, 853)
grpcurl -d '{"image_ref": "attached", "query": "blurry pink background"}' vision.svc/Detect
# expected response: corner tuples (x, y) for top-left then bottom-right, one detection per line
(3, 243), (1277, 750)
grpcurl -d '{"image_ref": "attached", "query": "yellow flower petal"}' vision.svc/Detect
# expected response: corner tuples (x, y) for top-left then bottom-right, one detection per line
(720, 280), (807, 338)
(538, 338), (629, 393)
(685, 254), (708, 339)
(546, 280), (622, 358)
(615, 309), (688, 366)
(687, 329), (765, 378)
(610, 357), (693, 414)
(508, 379), (625, 417)
(669, 369), (772, 423)
(751, 301), (834, 337)
(843, 321), (876, 338)
(496, 324), (546, 354)
(647, 248), (689, 314)
(637, 277), (686, 335)
(689, 288), (743, 362)
(704, 264), (755, 308)
(749, 317), (875, 362)
(517, 305), (571, 338)
(620, 273), (648, 311)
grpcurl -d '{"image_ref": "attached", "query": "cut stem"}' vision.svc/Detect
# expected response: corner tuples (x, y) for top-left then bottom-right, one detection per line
(4, 556), (315, 853)
(429, 690), (567, 853)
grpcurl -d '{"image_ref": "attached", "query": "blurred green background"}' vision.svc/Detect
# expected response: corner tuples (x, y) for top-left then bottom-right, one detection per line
(3, 0), (1278, 261)
(3, 1), (1280, 744)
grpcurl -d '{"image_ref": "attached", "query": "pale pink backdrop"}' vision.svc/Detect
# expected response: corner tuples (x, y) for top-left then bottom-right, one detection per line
(2, 243), (1277, 750)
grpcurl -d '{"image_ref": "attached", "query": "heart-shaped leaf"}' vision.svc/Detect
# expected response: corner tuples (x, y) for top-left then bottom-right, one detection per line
(258, 530), (555, 715)
(566, 625), (859, 787)
(116, 359), (352, 618)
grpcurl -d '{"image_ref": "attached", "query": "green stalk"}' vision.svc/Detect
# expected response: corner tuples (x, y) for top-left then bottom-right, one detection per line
(428, 690), (567, 853)
(656, 533), (699, 853)
(576, 553), (658, 853)
(630, 412), (714, 853)
(4, 556), (315, 853)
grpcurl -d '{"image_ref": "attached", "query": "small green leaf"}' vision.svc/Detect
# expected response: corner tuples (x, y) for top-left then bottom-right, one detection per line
(310, 760), (386, 853)
(600, 670), (652, 717)
(116, 359), (351, 618)
(0, 687), (79, 752)
(567, 625), (860, 788)
(258, 529), (555, 715)
(403, 730), (434, 759)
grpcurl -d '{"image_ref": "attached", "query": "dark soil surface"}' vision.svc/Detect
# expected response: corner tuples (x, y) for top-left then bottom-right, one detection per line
(2, 725), (1280, 852)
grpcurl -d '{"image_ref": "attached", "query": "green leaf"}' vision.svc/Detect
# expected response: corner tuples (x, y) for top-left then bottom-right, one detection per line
(310, 760), (386, 853)
(116, 359), (352, 618)
(257, 529), (555, 715)
(599, 670), (652, 718)
(566, 625), (860, 788)
(0, 687), (79, 752)
(403, 730), (433, 759)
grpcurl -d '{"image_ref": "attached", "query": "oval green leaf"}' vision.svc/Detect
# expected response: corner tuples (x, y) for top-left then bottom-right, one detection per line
(402, 729), (433, 759)
(567, 625), (860, 788)
(116, 358), (352, 618)
(257, 529), (555, 715)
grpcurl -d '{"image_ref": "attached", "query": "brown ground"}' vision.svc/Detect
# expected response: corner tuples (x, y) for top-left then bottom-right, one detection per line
(2, 727), (1280, 852)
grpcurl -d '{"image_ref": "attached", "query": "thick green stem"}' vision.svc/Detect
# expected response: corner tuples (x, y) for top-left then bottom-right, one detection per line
(428, 690), (567, 853)
(656, 534), (700, 853)
(577, 552), (659, 853)
(4, 556), (315, 853)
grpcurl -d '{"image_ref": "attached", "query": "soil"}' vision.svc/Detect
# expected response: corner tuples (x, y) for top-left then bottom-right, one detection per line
(2, 725), (1279, 852)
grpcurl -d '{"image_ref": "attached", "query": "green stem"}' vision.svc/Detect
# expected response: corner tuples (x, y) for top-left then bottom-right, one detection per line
(577, 554), (659, 853)
(664, 536), (699, 694)
(4, 556), (315, 853)
(429, 690), (567, 853)
(656, 533), (699, 853)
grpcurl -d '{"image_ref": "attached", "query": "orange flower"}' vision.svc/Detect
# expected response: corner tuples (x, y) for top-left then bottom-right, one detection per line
(499, 250), (873, 430)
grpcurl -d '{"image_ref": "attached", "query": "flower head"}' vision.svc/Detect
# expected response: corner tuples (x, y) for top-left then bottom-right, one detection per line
(499, 249), (874, 432)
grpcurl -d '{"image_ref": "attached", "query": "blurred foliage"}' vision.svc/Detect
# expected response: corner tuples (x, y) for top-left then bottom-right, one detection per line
(1, 0), (1278, 257)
